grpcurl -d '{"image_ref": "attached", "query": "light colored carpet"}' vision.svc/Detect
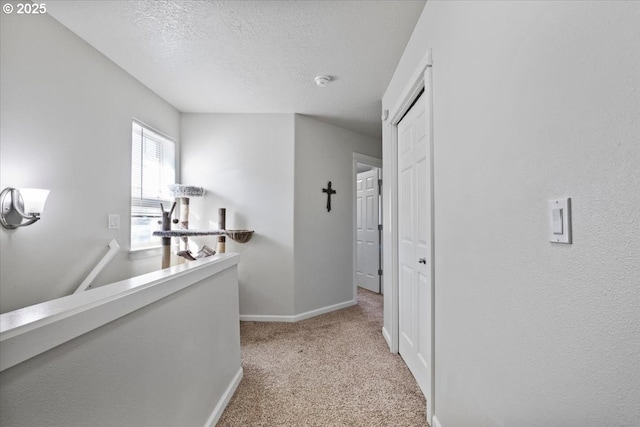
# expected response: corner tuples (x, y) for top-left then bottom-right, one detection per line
(217, 288), (428, 427)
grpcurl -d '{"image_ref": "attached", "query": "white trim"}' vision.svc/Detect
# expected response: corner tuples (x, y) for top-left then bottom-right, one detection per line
(390, 80), (424, 125)
(386, 71), (426, 356)
(239, 314), (294, 322)
(239, 299), (356, 323)
(389, 49), (433, 124)
(432, 415), (442, 427)
(294, 299), (355, 322)
(426, 57), (437, 424)
(383, 119), (400, 354)
(0, 253), (239, 372)
(131, 117), (176, 143)
(353, 152), (383, 168)
(352, 152), (383, 303)
(383, 48), (436, 422)
(382, 326), (392, 349)
(203, 367), (243, 427)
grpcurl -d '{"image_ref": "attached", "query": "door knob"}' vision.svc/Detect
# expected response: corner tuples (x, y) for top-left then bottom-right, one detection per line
(418, 258), (426, 264)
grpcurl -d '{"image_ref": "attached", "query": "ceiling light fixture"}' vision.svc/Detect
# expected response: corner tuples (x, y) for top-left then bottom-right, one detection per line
(314, 75), (331, 87)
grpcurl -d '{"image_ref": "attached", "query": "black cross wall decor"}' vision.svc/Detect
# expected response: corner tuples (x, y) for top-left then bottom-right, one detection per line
(322, 181), (336, 212)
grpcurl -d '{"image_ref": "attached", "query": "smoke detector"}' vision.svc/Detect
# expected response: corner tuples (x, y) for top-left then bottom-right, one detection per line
(314, 75), (331, 87)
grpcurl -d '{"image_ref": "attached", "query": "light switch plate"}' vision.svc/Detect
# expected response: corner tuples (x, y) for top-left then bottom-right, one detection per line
(549, 198), (571, 243)
(108, 214), (120, 230)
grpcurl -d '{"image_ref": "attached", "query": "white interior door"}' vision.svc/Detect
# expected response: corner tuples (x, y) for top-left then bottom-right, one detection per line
(397, 92), (431, 397)
(356, 168), (380, 293)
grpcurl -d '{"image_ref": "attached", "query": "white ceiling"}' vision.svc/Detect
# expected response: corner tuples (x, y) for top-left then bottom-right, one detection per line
(45, 0), (426, 139)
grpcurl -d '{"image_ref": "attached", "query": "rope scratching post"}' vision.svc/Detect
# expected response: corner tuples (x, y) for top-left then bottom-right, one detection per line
(159, 202), (177, 269)
(218, 208), (226, 253)
(167, 184), (205, 252)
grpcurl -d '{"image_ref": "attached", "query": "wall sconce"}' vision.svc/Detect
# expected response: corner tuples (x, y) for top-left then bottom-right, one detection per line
(0, 188), (50, 229)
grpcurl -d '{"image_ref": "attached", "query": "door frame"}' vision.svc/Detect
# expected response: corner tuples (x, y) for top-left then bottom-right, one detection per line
(352, 152), (382, 302)
(383, 49), (435, 422)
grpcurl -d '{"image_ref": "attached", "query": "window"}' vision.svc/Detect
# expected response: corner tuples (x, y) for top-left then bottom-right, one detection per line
(130, 121), (176, 250)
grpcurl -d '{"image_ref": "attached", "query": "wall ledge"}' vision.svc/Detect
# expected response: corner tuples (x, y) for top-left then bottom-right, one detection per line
(0, 253), (239, 372)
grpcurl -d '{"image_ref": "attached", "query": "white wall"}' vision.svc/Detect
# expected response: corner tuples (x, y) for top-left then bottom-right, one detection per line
(180, 114), (296, 316)
(181, 114), (381, 318)
(0, 6), (180, 313)
(0, 7), (384, 321)
(383, 1), (640, 425)
(0, 262), (242, 426)
(293, 115), (381, 313)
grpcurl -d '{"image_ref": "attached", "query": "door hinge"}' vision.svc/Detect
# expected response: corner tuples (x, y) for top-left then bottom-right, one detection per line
(378, 269), (383, 276)
(378, 224), (383, 231)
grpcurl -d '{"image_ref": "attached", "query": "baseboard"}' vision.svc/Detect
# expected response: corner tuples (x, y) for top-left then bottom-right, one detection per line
(432, 414), (442, 427)
(203, 367), (243, 427)
(239, 314), (297, 322)
(239, 299), (356, 323)
(293, 299), (356, 322)
(382, 326), (392, 349)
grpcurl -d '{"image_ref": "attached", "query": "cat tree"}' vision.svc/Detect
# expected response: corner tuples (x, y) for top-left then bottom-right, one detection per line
(153, 185), (253, 269)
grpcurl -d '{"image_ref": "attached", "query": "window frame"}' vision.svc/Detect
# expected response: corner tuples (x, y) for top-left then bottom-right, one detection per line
(130, 120), (177, 252)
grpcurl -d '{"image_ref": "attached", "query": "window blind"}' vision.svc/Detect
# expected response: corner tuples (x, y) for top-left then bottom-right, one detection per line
(131, 121), (175, 249)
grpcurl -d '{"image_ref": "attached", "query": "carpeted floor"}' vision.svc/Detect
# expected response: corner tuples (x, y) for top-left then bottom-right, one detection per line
(217, 288), (428, 427)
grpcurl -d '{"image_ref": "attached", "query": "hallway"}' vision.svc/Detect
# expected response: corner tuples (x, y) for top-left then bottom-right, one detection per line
(218, 289), (427, 426)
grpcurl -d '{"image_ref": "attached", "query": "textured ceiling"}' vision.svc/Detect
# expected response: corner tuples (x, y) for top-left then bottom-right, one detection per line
(46, 1), (426, 139)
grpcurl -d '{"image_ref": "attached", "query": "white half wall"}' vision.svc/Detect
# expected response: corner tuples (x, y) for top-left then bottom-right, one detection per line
(0, 257), (242, 426)
(383, 1), (640, 425)
(180, 113), (296, 316)
(0, 6), (180, 313)
(293, 115), (381, 314)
